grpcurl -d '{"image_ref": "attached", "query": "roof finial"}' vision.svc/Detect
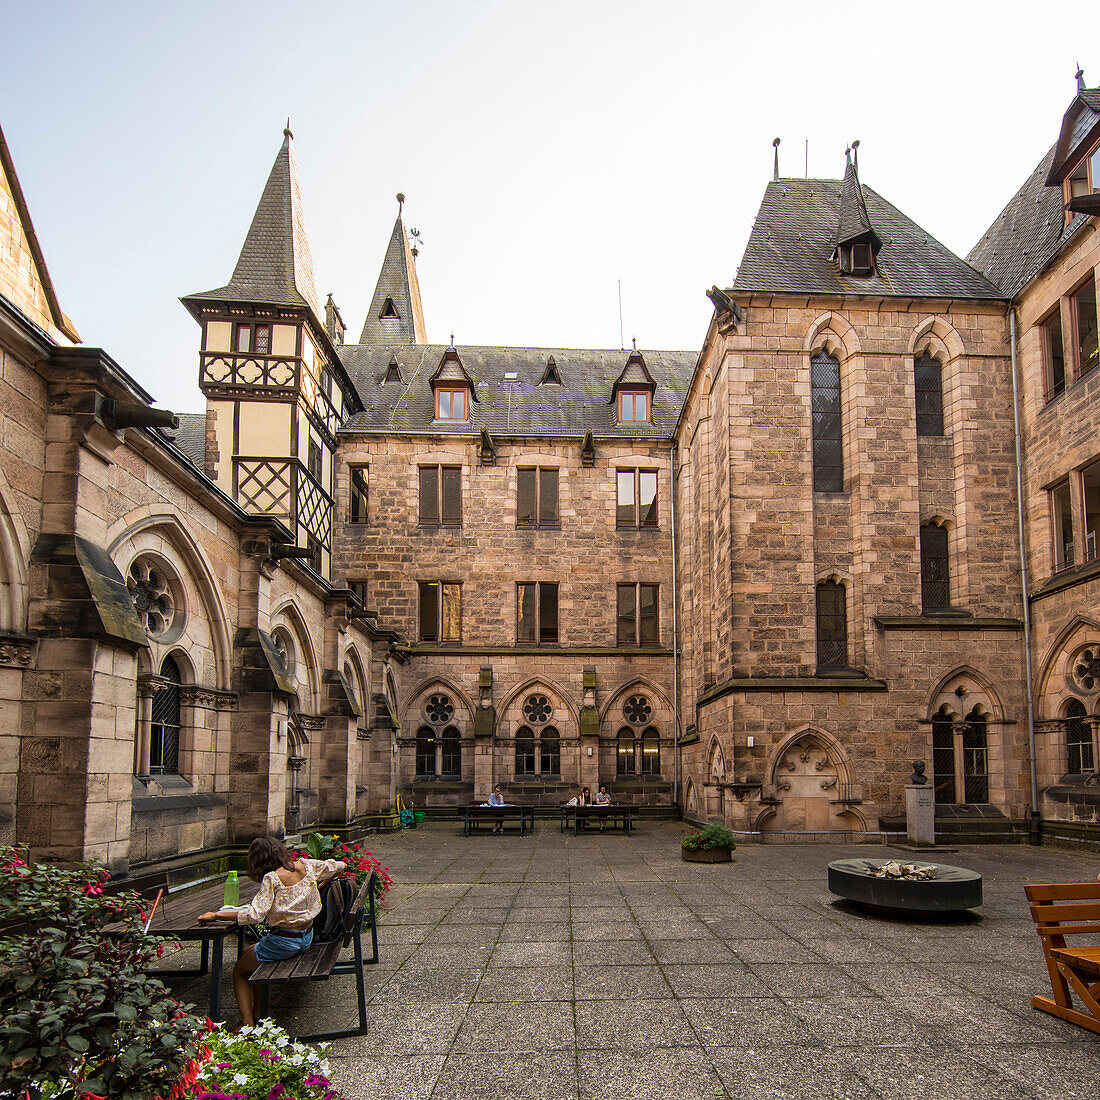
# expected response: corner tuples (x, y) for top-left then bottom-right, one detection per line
(844, 144), (852, 166)
(632, 336), (637, 351)
(450, 332), (455, 348)
(772, 137), (781, 181)
(851, 139), (860, 172)
(284, 117), (293, 139)
(1076, 64), (1086, 92)
(396, 192), (405, 215)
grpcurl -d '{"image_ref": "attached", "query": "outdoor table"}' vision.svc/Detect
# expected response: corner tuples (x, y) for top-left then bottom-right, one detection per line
(560, 804), (633, 835)
(464, 804), (535, 835)
(144, 879), (258, 1020)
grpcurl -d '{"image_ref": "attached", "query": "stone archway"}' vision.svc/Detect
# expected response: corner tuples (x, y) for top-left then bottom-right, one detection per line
(762, 731), (863, 833)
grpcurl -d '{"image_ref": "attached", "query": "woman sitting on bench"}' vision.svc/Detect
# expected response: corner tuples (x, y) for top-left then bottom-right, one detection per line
(199, 836), (345, 1027)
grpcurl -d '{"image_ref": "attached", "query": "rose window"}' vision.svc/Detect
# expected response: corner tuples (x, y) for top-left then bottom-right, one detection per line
(523, 694), (552, 725)
(127, 558), (175, 638)
(623, 694), (652, 725)
(425, 693), (454, 724)
(1072, 647), (1100, 693)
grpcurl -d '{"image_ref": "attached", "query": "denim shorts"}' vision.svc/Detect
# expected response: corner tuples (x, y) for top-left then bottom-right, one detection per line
(254, 927), (313, 962)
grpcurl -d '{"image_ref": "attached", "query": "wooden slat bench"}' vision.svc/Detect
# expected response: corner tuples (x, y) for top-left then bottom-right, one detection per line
(249, 871), (380, 1041)
(1024, 880), (1100, 1035)
(561, 804), (634, 835)
(464, 804), (535, 835)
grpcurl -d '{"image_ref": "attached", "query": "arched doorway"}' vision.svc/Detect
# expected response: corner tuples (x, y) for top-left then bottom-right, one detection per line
(762, 732), (863, 833)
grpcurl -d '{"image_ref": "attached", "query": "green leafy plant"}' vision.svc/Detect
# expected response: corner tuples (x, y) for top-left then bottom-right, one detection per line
(304, 832), (336, 859)
(0, 846), (207, 1099)
(681, 824), (737, 852)
(193, 1018), (346, 1099)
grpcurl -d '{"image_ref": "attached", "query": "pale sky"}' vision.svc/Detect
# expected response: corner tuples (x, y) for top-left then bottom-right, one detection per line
(2, 1), (1097, 413)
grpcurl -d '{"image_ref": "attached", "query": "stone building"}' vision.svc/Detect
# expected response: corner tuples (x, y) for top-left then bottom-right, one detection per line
(3, 72), (1100, 872)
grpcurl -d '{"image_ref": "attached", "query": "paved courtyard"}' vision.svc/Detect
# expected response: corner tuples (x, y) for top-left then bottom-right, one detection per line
(177, 823), (1100, 1099)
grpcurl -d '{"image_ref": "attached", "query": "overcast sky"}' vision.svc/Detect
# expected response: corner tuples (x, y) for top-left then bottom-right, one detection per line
(2, 1), (1097, 413)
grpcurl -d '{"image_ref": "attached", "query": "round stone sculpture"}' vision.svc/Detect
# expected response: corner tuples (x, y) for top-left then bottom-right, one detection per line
(827, 857), (982, 913)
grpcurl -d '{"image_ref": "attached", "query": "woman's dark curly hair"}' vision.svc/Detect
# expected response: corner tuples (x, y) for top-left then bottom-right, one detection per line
(246, 836), (294, 882)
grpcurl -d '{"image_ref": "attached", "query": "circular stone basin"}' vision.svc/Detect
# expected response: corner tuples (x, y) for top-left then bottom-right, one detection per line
(828, 858), (982, 912)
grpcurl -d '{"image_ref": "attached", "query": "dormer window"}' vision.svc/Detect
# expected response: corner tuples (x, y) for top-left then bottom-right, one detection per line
(436, 386), (469, 420)
(379, 297), (400, 319)
(384, 356), (402, 384)
(1063, 139), (1100, 223)
(838, 241), (874, 277)
(618, 390), (651, 423)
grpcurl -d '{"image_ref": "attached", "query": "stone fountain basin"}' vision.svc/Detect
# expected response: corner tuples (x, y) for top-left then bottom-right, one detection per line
(828, 857), (982, 912)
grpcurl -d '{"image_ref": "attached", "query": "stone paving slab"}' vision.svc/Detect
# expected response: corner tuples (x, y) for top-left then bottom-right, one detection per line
(167, 822), (1100, 1099)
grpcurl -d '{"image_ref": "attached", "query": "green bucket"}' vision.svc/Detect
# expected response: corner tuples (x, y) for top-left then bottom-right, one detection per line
(413, 811), (426, 824)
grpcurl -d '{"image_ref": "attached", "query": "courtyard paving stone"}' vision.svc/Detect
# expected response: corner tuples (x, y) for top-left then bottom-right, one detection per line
(169, 821), (1100, 1099)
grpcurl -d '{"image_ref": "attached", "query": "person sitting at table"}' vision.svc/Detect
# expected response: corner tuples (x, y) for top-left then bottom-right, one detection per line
(566, 785), (593, 828)
(198, 836), (345, 1027)
(594, 784), (612, 831)
(488, 784), (506, 833)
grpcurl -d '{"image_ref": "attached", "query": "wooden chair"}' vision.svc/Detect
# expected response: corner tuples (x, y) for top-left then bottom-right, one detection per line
(1024, 881), (1100, 1035)
(250, 871), (379, 1041)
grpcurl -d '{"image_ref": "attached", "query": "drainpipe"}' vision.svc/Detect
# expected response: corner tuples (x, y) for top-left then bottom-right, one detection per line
(1009, 308), (1040, 844)
(670, 441), (681, 810)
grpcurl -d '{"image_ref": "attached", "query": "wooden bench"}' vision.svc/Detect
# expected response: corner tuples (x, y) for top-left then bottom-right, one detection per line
(249, 871), (379, 1041)
(464, 805), (535, 835)
(1024, 880), (1100, 1035)
(561, 804), (633, 835)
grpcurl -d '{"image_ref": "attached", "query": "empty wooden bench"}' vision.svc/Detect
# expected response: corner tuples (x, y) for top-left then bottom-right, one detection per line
(1024, 880), (1100, 1035)
(249, 871), (379, 1041)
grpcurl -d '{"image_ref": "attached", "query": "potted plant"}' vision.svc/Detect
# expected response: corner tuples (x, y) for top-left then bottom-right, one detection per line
(681, 824), (736, 863)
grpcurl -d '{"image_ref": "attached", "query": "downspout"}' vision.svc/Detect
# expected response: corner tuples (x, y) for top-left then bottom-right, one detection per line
(1009, 307), (1040, 844)
(670, 441), (681, 811)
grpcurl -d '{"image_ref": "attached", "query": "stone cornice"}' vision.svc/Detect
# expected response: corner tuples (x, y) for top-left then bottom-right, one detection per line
(180, 685), (238, 710)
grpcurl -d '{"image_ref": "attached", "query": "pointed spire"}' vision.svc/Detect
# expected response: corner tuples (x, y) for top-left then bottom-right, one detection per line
(835, 141), (880, 250)
(358, 194), (427, 344)
(185, 127), (321, 319)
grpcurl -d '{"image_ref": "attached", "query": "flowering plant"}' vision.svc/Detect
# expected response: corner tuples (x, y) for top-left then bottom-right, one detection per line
(681, 824), (737, 852)
(190, 1019), (346, 1100)
(289, 834), (392, 908)
(0, 846), (207, 1098)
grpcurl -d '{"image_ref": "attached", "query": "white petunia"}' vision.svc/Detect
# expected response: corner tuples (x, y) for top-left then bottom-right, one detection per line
(232, 1074), (248, 1085)
(288, 1053), (304, 1066)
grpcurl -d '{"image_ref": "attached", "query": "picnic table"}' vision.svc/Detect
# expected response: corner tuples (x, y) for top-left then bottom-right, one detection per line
(143, 878), (258, 1020)
(560, 803), (634, 835)
(464, 804), (536, 835)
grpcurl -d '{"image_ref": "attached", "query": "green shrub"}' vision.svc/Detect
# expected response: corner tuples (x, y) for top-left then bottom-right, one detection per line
(0, 847), (206, 1099)
(681, 824), (737, 852)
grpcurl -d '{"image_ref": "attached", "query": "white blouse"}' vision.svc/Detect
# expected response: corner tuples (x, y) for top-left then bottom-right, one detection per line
(236, 858), (346, 931)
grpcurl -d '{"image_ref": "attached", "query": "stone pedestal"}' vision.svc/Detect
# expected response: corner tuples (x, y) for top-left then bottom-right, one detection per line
(905, 783), (935, 847)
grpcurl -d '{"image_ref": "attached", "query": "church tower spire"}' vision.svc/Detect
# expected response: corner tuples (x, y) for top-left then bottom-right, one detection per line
(359, 195), (426, 344)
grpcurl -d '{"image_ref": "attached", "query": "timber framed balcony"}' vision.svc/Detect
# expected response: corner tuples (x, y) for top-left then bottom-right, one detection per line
(200, 350), (299, 394)
(233, 456), (333, 554)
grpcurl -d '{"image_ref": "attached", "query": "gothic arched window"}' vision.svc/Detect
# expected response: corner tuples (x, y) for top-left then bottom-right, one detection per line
(816, 580), (847, 671)
(617, 727), (635, 775)
(415, 727), (435, 777)
(811, 351), (843, 492)
(1065, 699), (1094, 774)
(151, 656), (182, 775)
(440, 726), (461, 777)
(515, 726), (536, 776)
(914, 352), (944, 436)
(640, 727), (661, 775)
(539, 727), (560, 776)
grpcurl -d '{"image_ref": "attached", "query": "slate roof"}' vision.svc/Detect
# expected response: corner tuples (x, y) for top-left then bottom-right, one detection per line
(163, 412), (206, 467)
(337, 344), (696, 437)
(967, 144), (1089, 299)
(359, 214), (427, 344)
(732, 178), (1004, 300)
(183, 132), (322, 318)
(835, 159), (879, 247)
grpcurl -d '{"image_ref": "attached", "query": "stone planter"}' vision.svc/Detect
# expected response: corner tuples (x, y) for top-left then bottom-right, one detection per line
(681, 845), (732, 863)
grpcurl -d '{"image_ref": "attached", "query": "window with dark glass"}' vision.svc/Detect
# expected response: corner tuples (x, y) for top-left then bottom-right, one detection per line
(419, 465), (461, 527)
(440, 726), (461, 777)
(617, 583), (659, 645)
(1043, 308), (1067, 401)
(815, 580), (847, 670)
(617, 728), (635, 774)
(1083, 460), (1100, 563)
(307, 437), (323, 483)
(515, 727), (536, 776)
(618, 390), (651, 422)
(1051, 480), (1075, 573)
(914, 353), (944, 436)
(616, 469), (658, 528)
(1065, 699), (1094, 774)
(150, 655), (182, 775)
(349, 467), (368, 523)
(932, 705), (956, 805)
(418, 581), (461, 642)
(517, 582), (559, 644)
(415, 728), (435, 776)
(254, 325), (271, 355)
(962, 707), (989, 803)
(920, 524), (950, 612)
(811, 351), (843, 492)
(1074, 277), (1098, 379)
(516, 467), (559, 527)
(539, 727), (560, 776)
(641, 727), (661, 775)
(436, 386), (468, 420)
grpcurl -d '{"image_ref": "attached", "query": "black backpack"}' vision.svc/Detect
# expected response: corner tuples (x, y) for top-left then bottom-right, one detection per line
(314, 876), (356, 943)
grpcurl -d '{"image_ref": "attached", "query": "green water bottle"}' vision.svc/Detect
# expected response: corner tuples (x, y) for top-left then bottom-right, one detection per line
(223, 870), (239, 908)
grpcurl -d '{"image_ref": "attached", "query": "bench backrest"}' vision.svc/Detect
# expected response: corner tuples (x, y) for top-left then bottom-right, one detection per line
(102, 869), (171, 903)
(1025, 882), (1100, 943)
(341, 872), (378, 947)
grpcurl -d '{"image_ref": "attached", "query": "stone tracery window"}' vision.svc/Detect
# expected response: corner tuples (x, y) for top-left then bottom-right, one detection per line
(522, 694), (552, 725)
(1071, 646), (1100, 694)
(127, 557), (177, 638)
(425, 693), (454, 724)
(623, 694), (652, 725)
